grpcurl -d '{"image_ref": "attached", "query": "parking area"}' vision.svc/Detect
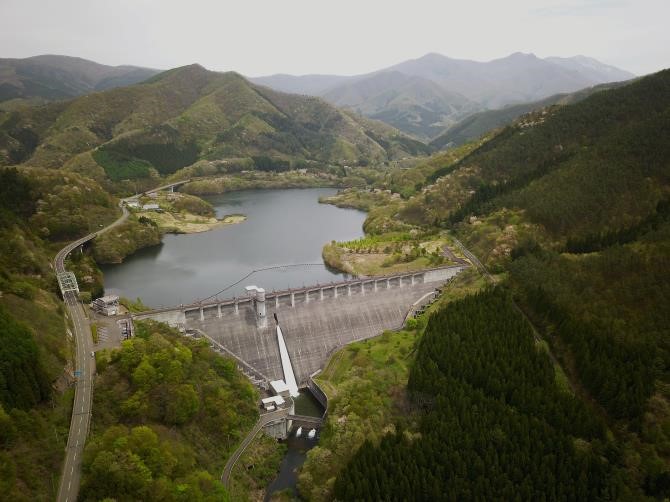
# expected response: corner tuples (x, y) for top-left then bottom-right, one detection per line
(88, 308), (131, 352)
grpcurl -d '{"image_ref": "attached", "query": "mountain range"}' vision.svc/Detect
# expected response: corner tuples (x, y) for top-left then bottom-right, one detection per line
(429, 79), (633, 149)
(0, 63), (427, 180)
(252, 52), (635, 140)
(0, 55), (160, 104)
(0, 53), (636, 146)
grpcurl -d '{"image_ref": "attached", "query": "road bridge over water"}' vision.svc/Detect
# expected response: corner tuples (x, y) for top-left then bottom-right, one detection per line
(134, 265), (465, 387)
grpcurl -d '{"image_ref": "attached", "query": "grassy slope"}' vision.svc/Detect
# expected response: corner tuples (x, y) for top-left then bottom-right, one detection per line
(321, 233), (451, 276)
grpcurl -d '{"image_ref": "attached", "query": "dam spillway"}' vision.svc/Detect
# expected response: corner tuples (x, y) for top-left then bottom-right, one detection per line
(276, 325), (299, 397)
(134, 265), (465, 386)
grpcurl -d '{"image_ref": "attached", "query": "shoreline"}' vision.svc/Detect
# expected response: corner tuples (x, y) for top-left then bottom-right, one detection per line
(141, 211), (247, 235)
(179, 175), (348, 196)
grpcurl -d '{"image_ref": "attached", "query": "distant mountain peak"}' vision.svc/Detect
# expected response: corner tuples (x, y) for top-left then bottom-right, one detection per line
(249, 51), (636, 139)
(507, 51), (539, 59)
(0, 54), (161, 102)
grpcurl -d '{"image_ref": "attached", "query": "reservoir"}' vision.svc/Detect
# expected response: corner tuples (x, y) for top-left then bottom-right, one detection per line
(101, 188), (366, 308)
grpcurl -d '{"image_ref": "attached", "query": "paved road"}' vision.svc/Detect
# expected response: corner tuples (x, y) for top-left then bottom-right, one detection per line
(450, 236), (493, 283)
(55, 180), (187, 502)
(221, 407), (290, 489)
(55, 202), (129, 502)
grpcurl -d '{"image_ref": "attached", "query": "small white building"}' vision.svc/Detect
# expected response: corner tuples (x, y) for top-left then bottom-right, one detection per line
(261, 395), (285, 411)
(142, 203), (160, 211)
(92, 295), (119, 316)
(126, 200), (140, 208)
(270, 379), (290, 398)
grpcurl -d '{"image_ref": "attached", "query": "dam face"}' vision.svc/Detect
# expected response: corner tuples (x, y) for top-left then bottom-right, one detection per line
(136, 266), (465, 386)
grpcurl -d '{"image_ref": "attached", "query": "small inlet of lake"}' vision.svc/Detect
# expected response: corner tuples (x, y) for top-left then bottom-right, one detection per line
(101, 188), (367, 308)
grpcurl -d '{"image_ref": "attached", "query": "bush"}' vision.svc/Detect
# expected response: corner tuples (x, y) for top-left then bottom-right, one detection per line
(7, 281), (37, 300)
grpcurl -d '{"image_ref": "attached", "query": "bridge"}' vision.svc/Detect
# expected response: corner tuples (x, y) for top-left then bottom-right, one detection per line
(54, 179), (192, 502)
(287, 414), (324, 428)
(134, 265), (466, 387)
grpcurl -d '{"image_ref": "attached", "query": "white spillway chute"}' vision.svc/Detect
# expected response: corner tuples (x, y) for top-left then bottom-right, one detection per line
(296, 426), (303, 437)
(276, 325), (299, 397)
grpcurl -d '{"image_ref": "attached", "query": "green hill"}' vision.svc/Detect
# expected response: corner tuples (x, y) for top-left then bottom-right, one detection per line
(323, 68), (670, 498)
(0, 55), (159, 103)
(447, 71), (670, 495)
(0, 64), (429, 181)
(429, 80), (633, 150)
(403, 69), (670, 243)
(0, 166), (121, 500)
(0, 166), (262, 500)
(81, 321), (257, 501)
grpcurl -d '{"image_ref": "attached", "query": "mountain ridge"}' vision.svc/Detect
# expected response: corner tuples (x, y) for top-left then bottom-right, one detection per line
(0, 54), (161, 103)
(252, 52), (635, 140)
(0, 64), (429, 181)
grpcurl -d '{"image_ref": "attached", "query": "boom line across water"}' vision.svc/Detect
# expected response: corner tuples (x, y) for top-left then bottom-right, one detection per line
(199, 263), (329, 303)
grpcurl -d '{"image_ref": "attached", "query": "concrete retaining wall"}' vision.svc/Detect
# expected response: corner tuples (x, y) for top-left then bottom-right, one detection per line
(307, 372), (329, 412)
(424, 266), (465, 283)
(134, 309), (185, 328)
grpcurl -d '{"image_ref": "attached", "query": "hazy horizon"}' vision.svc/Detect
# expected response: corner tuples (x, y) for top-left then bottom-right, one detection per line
(1, 0), (668, 77)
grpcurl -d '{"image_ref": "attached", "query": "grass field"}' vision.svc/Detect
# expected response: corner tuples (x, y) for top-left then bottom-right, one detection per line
(322, 234), (455, 276)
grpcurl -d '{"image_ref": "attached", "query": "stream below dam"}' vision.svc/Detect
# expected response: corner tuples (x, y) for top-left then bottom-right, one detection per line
(264, 390), (325, 501)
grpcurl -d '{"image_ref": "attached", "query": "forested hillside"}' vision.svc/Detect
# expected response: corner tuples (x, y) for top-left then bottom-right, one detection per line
(429, 80), (630, 149)
(0, 167), (119, 500)
(323, 68), (670, 499)
(335, 289), (627, 500)
(0, 64), (428, 187)
(0, 55), (159, 104)
(403, 68), (670, 245)
(81, 321), (257, 501)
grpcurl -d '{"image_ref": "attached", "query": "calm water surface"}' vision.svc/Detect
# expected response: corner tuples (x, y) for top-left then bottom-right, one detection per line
(102, 188), (366, 307)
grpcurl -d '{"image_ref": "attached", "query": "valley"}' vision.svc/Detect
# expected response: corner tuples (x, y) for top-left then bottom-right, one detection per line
(0, 18), (668, 501)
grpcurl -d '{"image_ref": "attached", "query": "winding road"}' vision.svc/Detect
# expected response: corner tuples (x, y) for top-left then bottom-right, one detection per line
(221, 407), (290, 489)
(55, 202), (128, 502)
(55, 180), (188, 502)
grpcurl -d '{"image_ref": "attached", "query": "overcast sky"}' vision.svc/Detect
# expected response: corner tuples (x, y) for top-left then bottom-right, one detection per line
(1, 0), (668, 76)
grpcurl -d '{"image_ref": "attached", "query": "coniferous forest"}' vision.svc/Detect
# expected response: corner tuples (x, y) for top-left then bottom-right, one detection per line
(335, 289), (627, 501)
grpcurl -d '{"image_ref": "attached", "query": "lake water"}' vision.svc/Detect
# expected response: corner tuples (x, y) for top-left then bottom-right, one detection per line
(101, 188), (366, 308)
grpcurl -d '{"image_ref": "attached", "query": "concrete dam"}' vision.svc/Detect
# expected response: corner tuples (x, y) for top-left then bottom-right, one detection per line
(134, 265), (465, 387)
